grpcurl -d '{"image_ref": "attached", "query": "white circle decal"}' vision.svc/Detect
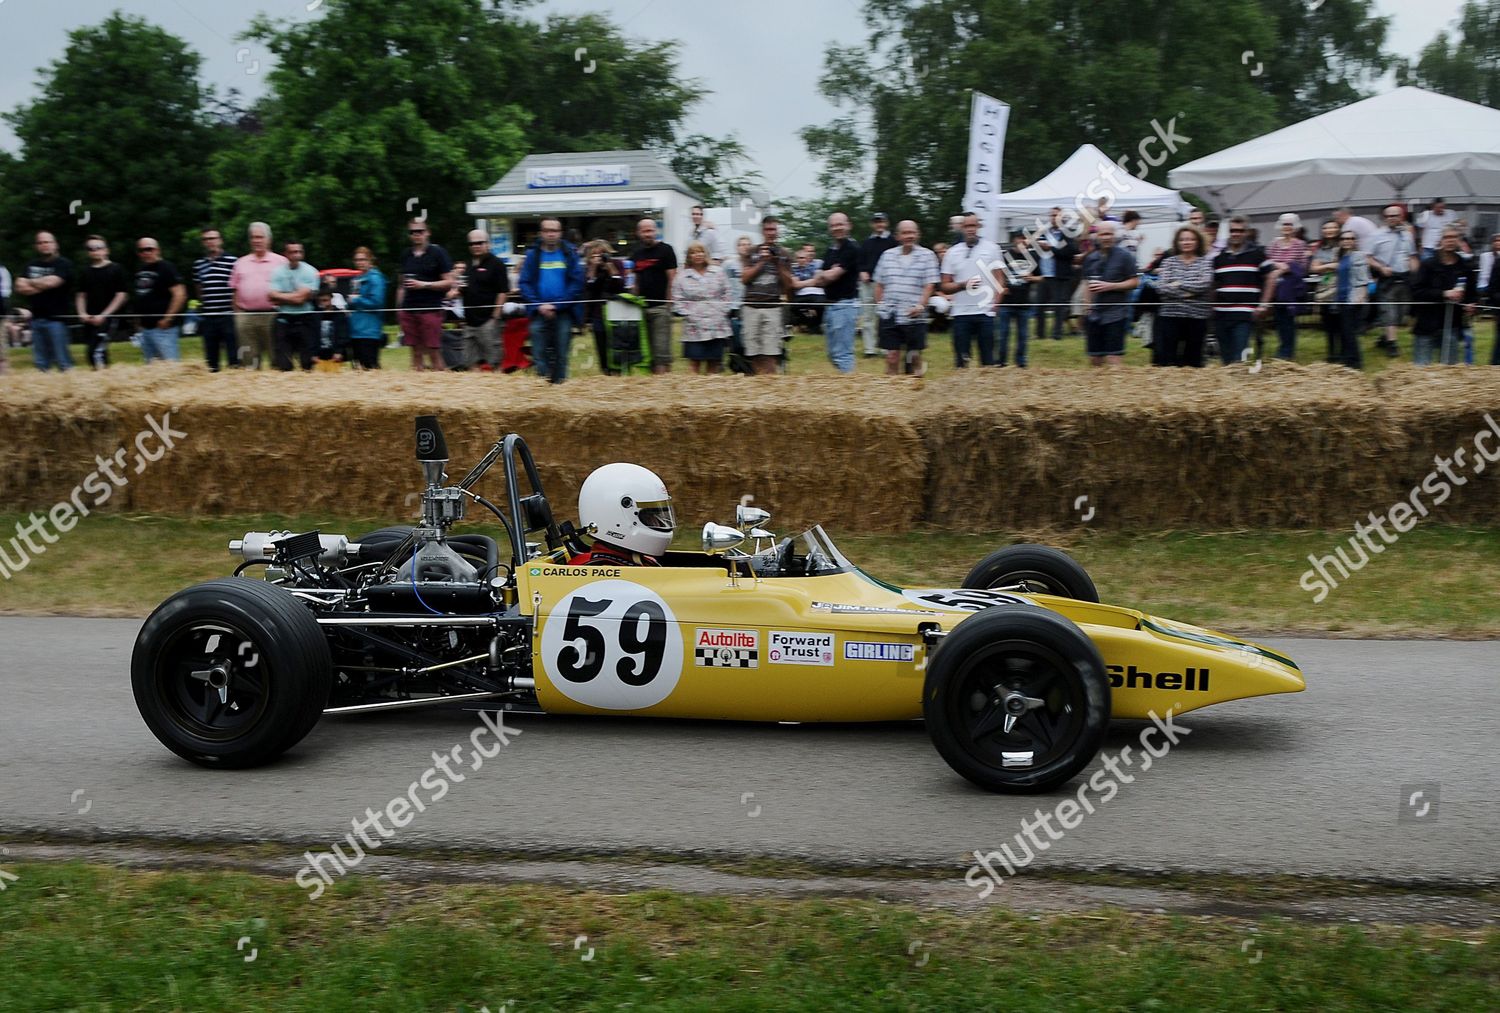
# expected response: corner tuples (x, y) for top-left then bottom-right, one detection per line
(539, 580), (684, 710)
(902, 588), (1028, 612)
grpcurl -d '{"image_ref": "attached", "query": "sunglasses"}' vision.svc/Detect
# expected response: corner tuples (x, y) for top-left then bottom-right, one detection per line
(1228, 228), (1246, 233)
(87, 244), (106, 251)
(469, 239), (487, 245)
(137, 246), (157, 251)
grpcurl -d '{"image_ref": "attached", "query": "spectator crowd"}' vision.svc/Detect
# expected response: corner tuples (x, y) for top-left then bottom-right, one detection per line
(1, 196), (1496, 379)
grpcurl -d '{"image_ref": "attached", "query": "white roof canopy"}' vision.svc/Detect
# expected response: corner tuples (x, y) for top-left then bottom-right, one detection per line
(995, 144), (1191, 223)
(1168, 87), (1500, 216)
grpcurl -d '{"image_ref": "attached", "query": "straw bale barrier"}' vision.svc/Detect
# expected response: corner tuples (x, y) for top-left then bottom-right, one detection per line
(1, 362), (1497, 533)
(1370, 365), (1500, 525)
(0, 366), (927, 533)
(914, 362), (1417, 530)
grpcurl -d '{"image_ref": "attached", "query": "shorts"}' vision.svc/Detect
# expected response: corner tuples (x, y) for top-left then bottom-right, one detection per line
(740, 305), (785, 357)
(645, 305), (674, 366)
(399, 309), (444, 349)
(1377, 278), (1410, 327)
(683, 338), (726, 362)
(1085, 317), (1127, 357)
(878, 315), (928, 351)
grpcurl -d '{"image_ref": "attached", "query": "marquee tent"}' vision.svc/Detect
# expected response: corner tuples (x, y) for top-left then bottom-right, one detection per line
(1167, 87), (1500, 216)
(995, 144), (1192, 225)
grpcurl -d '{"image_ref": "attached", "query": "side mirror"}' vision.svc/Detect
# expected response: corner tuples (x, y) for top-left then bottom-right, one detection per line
(736, 505), (770, 529)
(702, 523), (746, 554)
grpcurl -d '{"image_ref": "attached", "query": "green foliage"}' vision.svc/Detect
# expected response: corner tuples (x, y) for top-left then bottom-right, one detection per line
(210, 0), (532, 268)
(0, 13), (219, 267)
(1400, 0), (1500, 108)
(660, 133), (765, 206)
(802, 0), (1393, 237)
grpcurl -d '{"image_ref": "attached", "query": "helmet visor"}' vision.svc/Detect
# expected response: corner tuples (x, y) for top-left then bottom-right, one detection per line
(637, 500), (675, 532)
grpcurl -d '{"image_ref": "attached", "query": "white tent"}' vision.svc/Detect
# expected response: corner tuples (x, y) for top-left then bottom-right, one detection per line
(995, 143), (1192, 227)
(1168, 87), (1500, 217)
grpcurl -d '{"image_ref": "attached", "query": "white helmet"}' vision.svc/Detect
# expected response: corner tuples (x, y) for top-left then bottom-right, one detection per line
(578, 463), (675, 556)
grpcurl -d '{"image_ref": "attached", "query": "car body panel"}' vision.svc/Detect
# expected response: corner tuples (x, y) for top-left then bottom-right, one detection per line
(517, 557), (1304, 723)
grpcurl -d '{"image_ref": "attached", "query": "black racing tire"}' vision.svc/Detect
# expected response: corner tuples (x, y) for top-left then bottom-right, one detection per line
(961, 544), (1099, 602)
(923, 606), (1110, 793)
(132, 577), (332, 768)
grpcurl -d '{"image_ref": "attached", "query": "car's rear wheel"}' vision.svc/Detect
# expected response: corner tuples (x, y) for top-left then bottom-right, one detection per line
(923, 607), (1109, 793)
(132, 578), (331, 768)
(961, 544), (1099, 602)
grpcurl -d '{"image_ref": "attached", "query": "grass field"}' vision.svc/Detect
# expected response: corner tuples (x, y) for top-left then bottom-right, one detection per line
(1, 512), (1497, 635)
(7, 313), (1497, 378)
(0, 862), (1492, 1012)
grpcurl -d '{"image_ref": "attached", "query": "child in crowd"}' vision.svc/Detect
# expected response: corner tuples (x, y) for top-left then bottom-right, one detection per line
(311, 289), (350, 371)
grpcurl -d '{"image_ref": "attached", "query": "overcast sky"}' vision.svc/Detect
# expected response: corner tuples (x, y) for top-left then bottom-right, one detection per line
(0, 0), (1468, 199)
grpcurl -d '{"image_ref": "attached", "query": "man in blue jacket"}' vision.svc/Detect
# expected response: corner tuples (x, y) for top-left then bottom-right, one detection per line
(519, 217), (585, 383)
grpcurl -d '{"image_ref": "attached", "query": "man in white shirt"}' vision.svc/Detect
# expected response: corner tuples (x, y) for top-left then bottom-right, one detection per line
(939, 212), (1005, 367)
(690, 205), (720, 264)
(1333, 207), (1377, 252)
(1367, 204), (1419, 356)
(1417, 198), (1457, 261)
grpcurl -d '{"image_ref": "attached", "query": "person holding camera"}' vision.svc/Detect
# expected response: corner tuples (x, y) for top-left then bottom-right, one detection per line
(739, 216), (794, 375)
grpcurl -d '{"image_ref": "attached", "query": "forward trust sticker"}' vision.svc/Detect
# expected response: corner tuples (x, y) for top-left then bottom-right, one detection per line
(767, 631), (834, 666)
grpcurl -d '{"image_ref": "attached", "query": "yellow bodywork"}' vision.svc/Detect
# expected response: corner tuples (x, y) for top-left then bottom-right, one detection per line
(516, 559), (1304, 722)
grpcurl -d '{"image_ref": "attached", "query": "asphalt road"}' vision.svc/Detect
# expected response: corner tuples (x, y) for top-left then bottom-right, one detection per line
(1, 618), (1495, 883)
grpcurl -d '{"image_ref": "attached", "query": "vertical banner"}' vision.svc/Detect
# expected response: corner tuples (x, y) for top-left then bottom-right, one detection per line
(963, 91), (1010, 243)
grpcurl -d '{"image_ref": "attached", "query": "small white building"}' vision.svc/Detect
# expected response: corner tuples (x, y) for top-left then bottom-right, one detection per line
(467, 150), (704, 262)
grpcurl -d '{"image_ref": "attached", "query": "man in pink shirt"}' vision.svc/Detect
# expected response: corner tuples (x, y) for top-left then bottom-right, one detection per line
(230, 221), (288, 368)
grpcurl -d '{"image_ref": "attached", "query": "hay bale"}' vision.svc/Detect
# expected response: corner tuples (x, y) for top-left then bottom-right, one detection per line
(1, 368), (927, 534)
(1370, 365), (1500, 526)
(913, 362), (1402, 530)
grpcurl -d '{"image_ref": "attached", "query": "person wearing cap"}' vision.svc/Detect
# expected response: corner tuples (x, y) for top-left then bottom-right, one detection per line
(1265, 213), (1310, 359)
(858, 212), (898, 357)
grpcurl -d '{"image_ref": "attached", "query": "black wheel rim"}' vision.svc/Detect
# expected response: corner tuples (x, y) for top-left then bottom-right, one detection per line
(153, 621), (271, 742)
(988, 569), (1071, 596)
(945, 638), (1085, 771)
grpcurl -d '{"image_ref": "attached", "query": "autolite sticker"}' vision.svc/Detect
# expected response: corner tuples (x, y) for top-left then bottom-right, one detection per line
(844, 641), (916, 662)
(694, 628), (759, 668)
(768, 631), (835, 666)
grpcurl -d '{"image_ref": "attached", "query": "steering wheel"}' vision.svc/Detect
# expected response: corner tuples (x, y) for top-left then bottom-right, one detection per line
(775, 537), (798, 577)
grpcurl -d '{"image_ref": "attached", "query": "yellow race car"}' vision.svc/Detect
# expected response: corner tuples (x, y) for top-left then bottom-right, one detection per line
(132, 420), (1305, 793)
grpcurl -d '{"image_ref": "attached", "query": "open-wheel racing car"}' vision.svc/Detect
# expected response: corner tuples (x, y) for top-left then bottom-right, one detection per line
(132, 417), (1305, 793)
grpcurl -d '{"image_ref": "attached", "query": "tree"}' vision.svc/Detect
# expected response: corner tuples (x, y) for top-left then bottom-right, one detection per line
(210, 0), (531, 268)
(211, 0), (716, 265)
(799, 0), (1393, 237)
(0, 13), (217, 267)
(1400, 1), (1500, 108)
(659, 134), (765, 205)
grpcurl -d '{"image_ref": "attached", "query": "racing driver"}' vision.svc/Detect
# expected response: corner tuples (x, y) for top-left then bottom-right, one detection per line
(570, 463), (675, 566)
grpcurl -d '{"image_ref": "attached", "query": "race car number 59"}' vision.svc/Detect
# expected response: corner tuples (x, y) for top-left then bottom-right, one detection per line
(539, 580), (684, 710)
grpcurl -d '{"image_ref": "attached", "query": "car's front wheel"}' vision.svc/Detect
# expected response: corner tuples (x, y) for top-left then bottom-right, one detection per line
(961, 544), (1099, 602)
(132, 578), (331, 768)
(923, 607), (1110, 793)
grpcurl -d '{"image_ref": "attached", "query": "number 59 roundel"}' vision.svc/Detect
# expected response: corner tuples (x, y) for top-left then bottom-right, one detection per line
(538, 580), (685, 710)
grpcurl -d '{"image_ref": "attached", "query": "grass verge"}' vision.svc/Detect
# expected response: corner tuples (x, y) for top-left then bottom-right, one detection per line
(0, 862), (1493, 1012)
(0, 512), (1497, 636)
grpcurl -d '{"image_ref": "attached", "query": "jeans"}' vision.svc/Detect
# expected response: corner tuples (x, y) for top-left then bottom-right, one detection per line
(139, 325), (181, 363)
(1039, 277), (1072, 338)
(31, 318), (72, 371)
(273, 316), (312, 370)
(996, 304), (1032, 366)
(858, 280), (879, 353)
(1273, 305), (1298, 360)
(1414, 328), (1461, 366)
(1155, 315), (1207, 366)
(822, 298), (857, 373)
(199, 314), (237, 371)
(1215, 318), (1252, 365)
(530, 313), (573, 383)
(1332, 308), (1362, 369)
(950, 313), (995, 367)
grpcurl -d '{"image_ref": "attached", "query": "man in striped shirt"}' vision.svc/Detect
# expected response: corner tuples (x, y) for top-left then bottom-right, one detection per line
(194, 227), (238, 371)
(1211, 216), (1276, 365)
